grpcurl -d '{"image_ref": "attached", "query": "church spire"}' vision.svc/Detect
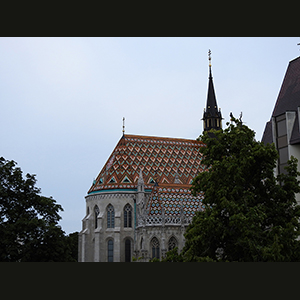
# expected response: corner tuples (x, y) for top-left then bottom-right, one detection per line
(202, 50), (223, 132)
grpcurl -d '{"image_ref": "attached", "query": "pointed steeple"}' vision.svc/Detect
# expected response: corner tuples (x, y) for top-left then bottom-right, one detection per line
(202, 50), (223, 132)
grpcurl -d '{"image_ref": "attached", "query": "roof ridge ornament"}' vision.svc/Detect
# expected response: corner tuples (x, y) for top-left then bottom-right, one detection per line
(208, 49), (212, 67)
(122, 117), (125, 135)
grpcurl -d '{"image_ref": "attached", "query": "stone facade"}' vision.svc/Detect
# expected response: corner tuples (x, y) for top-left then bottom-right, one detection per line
(78, 171), (195, 262)
(79, 192), (135, 262)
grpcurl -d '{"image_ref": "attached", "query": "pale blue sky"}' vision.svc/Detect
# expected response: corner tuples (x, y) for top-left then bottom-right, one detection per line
(0, 37), (299, 233)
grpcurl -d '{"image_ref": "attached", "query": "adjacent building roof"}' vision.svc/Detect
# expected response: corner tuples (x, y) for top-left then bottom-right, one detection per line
(262, 56), (300, 145)
(272, 56), (300, 118)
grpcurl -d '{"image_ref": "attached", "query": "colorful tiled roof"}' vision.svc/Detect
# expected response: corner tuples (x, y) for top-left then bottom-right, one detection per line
(147, 184), (205, 217)
(88, 134), (206, 195)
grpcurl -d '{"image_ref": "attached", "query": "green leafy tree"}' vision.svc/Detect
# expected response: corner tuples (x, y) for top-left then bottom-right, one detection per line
(0, 157), (75, 261)
(65, 231), (79, 262)
(180, 117), (300, 262)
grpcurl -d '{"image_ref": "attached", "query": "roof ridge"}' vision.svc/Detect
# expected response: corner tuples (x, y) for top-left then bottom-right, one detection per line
(123, 134), (202, 143)
(289, 55), (300, 64)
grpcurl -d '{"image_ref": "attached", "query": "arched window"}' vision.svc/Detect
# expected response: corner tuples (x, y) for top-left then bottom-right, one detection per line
(107, 239), (113, 262)
(94, 205), (99, 229)
(107, 204), (115, 228)
(168, 236), (178, 251)
(151, 237), (160, 259)
(124, 204), (132, 228)
(125, 239), (131, 262)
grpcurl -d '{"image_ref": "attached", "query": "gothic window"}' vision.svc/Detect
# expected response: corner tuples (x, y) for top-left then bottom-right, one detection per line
(125, 239), (131, 262)
(151, 237), (160, 259)
(168, 236), (178, 251)
(94, 205), (99, 229)
(107, 204), (115, 228)
(107, 239), (114, 262)
(124, 204), (132, 228)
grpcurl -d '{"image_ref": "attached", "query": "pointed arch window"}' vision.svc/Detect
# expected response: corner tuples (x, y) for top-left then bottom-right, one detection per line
(124, 204), (132, 228)
(151, 237), (160, 259)
(94, 205), (99, 229)
(107, 239), (114, 262)
(168, 236), (178, 251)
(107, 204), (115, 228)
(125, 239), (131, 262)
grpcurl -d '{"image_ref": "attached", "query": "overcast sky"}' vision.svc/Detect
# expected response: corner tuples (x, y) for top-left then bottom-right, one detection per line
(1, 37), (299, 234)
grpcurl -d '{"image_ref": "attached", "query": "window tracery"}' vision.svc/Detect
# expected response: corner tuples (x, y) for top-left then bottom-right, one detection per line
(151, 237), (160, 259)
(124, 204), (132, 228)
(107, 204), (115, 228)
(168, 236), (178, 251)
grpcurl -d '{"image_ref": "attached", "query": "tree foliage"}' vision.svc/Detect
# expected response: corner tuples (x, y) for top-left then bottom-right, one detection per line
(177, 117), (300, 262)
(0, 157), (77, 261)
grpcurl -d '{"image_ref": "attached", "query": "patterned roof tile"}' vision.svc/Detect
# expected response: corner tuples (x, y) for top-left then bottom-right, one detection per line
(88, 134), (207, 215)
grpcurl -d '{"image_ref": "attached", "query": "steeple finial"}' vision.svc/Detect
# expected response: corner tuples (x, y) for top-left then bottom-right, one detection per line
(122, 117), (125, 135)
(208, 49), (212, 67)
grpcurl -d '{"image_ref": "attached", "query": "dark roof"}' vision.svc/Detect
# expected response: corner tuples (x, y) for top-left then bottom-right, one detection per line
(206, 66), (219, 113)
(272, 56), (300, 117)
(261, 120), (273, 145)
(202, 66), (222, 130)
(261, 56), (300, 145)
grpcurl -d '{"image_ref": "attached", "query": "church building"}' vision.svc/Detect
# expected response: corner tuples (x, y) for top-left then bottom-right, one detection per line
(78, 52), (223, 262)
(262, 55), (300, 204)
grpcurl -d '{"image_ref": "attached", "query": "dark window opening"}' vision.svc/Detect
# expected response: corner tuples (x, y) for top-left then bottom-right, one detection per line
(108, 240), (113, 262)
(125, 239), (131, 262)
